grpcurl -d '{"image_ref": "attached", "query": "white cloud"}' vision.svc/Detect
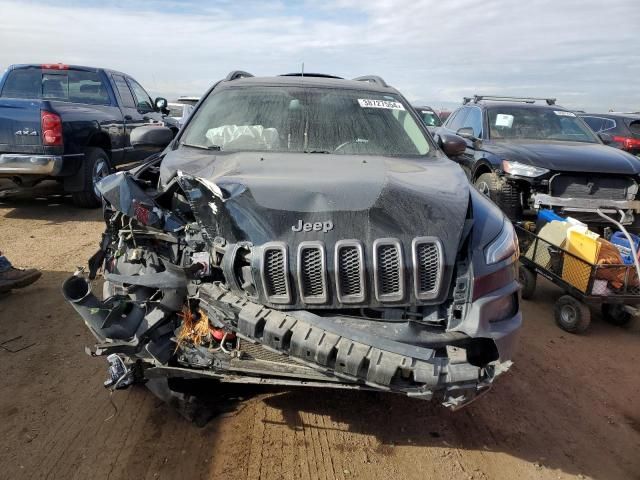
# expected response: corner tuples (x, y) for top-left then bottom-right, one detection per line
(0, 0), (638, 111)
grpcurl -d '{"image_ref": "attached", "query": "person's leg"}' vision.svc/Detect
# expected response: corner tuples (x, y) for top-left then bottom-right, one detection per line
(0, 250), (42, 293)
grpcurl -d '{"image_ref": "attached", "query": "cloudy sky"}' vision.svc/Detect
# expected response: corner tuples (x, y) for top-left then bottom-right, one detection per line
(1, 0), (638, 111)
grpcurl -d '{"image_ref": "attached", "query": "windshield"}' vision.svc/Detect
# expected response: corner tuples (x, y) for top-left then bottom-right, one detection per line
(487, 106), (599, 143)
(419, 109), (442, 127)
(180, 86), (430, 155)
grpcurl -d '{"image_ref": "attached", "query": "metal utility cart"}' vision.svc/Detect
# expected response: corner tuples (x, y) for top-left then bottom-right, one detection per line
(515, 224), (640, 333)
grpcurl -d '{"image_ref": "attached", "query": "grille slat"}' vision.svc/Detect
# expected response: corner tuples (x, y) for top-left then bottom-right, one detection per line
(339, 248), (362, 295)
(297, 243), (328, 304)
(413, 237), (443, 300)
(336, 241), (365, 303)
(261, 244), (291, 304)
(302, 249), (324, 296)
(373, 239), (404, 302)
(417, 245), (438, 292)
(265, 250), (286, 295)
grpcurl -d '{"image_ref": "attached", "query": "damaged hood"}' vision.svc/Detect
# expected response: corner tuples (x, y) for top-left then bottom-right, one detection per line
(160, 149), (470, 261)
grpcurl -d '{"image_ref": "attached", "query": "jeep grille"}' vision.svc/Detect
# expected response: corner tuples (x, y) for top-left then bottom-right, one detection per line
(259, 237), (444, 307)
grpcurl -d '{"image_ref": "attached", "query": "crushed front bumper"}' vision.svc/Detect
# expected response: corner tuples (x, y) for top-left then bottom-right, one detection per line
(0, 153), (64, 176)
(187, 282), (520, 409)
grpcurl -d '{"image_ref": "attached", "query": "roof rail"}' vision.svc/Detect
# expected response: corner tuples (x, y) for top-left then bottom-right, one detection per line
(225, 70), (254, 81)
(353, 75), (389, 88)
(464, 95), (556, 106)
(280, 73), (343, 79)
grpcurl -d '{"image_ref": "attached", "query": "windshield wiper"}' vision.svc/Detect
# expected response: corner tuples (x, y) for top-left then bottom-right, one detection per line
(181, 142), (221, 151)
(304, 150), (331, 154)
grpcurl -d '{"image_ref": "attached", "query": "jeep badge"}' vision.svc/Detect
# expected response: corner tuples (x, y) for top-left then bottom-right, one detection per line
(291, 219), (334, 233)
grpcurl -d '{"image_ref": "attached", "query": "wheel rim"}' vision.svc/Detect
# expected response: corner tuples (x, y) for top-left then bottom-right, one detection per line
(92, 159), (109, 198)
(476, 181), (490, 196)
(560, 304), (577, 325)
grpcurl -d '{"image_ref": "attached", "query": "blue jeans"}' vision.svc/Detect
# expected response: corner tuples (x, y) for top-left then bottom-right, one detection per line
(0, 255), (12, 273)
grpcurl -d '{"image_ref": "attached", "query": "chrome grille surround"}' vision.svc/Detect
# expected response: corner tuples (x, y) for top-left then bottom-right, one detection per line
(335, 240), (366, 304)
(412, 237), (444, 301)
(373, 238), (404, 302)
(297, 241), (328, 304)
(260, 242), (291, 304)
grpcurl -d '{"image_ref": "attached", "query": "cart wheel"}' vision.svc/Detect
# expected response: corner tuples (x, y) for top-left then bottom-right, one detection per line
(601, 304), (633, 327)
(519, 267), (537, 300)
(554, 295), (591, 333)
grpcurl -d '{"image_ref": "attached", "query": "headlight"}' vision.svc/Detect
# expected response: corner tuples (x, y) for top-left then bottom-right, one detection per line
(485, 218), (519, 264)
(502, 160), (549, 177)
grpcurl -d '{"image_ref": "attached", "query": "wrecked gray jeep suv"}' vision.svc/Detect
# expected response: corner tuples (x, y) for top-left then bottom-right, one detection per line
(63, 71), (521, 417)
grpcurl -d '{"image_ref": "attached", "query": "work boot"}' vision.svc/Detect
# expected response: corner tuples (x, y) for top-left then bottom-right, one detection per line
(0, 267), (42, 293)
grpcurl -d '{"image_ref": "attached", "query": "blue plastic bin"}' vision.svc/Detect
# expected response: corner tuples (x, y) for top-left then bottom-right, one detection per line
(611, 231), (640, 265)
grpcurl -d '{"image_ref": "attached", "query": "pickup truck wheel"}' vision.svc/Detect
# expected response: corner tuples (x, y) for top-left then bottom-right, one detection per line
(71, 147), (111, 208)
(554, 295), (591, 333)
(601, 304), (633, 326)
(474, 172), (523, 221)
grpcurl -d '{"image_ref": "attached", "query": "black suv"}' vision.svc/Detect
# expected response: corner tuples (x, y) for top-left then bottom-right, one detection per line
(63, 72), (521, 417)
(579, 112), (640, 156)
(436, 95), (640, 228)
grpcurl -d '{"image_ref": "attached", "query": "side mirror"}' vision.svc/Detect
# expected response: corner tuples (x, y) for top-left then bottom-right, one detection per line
(439, 132), (467, 157)
(155, 97), (168, 112)
(598, 132), (613, 145)
(131, 125), (173, 149)
(456, 127), (478, 141)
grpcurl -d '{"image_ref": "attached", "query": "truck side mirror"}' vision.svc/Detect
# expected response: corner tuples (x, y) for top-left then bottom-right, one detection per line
(154, 97), (168, 114)
(439, 132), (467, 157)
(456, 127), (478, 142)
(131, 126), (173, 149)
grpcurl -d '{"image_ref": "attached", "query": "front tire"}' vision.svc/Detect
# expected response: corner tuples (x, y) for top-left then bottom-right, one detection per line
(71, 147), (111, 208)
(474, 172), (523, 221)
(554, 295), (591, 333)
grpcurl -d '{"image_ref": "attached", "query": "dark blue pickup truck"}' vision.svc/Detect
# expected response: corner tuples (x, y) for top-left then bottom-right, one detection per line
(0, 64), (173, 207)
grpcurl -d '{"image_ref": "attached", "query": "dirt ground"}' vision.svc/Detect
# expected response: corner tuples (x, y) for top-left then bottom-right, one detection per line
(0, 179), (638, 480)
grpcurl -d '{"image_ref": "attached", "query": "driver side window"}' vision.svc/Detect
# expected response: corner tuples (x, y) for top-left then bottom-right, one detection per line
(126, 77), (153, 113)
(446, 108), (469, 133)
(462, 108), (483, 137)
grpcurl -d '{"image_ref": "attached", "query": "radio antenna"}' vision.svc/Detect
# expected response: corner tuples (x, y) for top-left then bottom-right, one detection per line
(301, 62), (304, 78)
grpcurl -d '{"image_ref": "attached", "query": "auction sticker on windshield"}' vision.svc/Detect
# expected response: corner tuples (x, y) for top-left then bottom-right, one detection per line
(495, 114), (514, 128)
(554, 110), (576, 117)
(358, 99), (405, 110)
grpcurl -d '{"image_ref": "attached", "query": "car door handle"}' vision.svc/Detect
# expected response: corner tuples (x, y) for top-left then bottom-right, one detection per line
(124, 115), (132, 120)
